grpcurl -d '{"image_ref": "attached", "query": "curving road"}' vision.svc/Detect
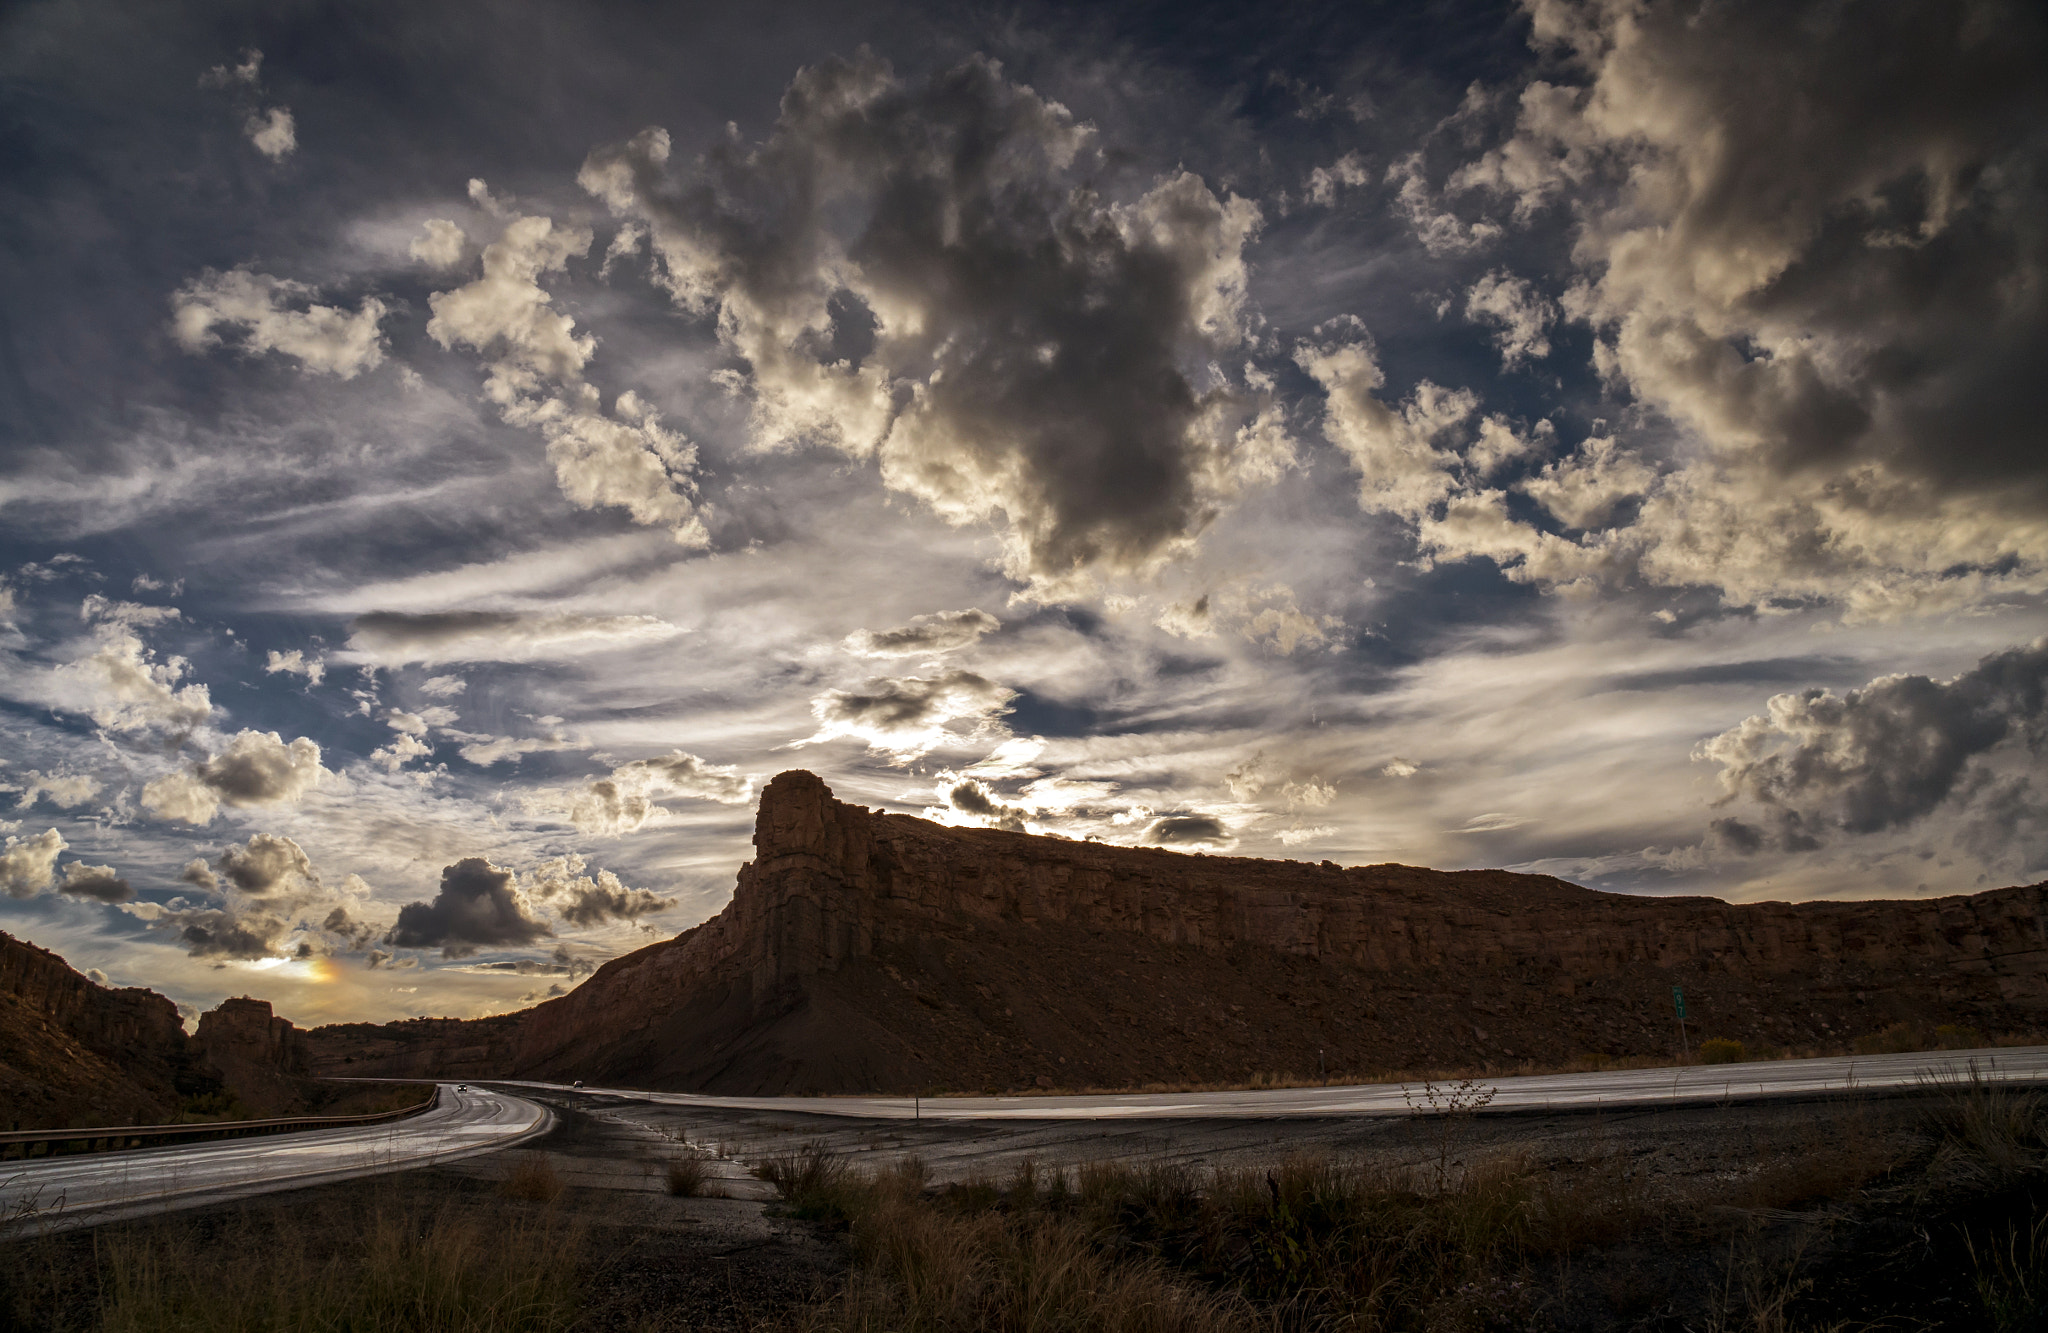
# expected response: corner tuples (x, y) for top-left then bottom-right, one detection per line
(505, 1044), (2048, 1120)
(0, 1084), (551, 1236)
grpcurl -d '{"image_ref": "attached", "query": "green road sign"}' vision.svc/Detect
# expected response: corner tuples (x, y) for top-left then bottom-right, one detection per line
(1672, 986), (1687, 1020)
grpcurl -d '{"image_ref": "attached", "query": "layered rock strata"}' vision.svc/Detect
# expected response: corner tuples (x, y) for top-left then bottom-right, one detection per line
(305, 771), (2048, 1093)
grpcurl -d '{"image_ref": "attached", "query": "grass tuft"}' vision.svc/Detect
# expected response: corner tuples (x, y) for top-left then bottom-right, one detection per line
(500, 1152), (564, 1202)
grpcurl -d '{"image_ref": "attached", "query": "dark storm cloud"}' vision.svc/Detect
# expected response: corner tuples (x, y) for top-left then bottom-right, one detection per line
(845, 608), (1000, 658)
(947, 778), (1029, 832)
(385, 857), (552, 958)
(57, 862), (133, 903)
(1699, 638), (2048, 850)
(1145, 814), (1232, 847)
(581, 50), (1290, 589)
(1469, 0), (2048, 498)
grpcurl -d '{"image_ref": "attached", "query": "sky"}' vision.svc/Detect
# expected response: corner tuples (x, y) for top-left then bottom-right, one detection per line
(2, 0), (2045, 1028)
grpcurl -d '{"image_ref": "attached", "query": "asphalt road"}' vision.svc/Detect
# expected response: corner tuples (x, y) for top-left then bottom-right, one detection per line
(0, 1084), (551, 1236)
(507, 1044), (2048, 1119)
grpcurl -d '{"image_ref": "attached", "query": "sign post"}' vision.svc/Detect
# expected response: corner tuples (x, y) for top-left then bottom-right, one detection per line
(1672, 986), (1691, 1061)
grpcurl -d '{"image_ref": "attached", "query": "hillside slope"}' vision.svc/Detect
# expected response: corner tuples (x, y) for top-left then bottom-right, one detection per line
(305, 770), (2048, 1093)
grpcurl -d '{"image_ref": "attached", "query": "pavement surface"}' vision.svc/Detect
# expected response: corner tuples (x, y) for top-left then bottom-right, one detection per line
(0, 1084), (551, 1236)
(506, 1044), (2048, 1120)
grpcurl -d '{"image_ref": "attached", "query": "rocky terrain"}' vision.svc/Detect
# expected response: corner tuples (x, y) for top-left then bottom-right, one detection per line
(305, 770), (2048, 1093)
(0, 931), (315, 1129)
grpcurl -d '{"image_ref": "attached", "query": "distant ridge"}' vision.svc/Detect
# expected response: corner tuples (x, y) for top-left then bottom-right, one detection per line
(304, 771), (2048, 1093)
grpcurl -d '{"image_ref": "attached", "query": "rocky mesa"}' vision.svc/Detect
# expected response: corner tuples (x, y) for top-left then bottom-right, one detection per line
(303, 770), (2048, 1093)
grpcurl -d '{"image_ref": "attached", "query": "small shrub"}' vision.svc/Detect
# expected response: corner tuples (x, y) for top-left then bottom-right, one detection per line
(665, 1153), (711, 1197)
(754, 1143), (857, 1221)
(1937, 1024), (1989, 1050)
(1700, 1038), (1747, 1065)
(501, 1152), (564, 1202)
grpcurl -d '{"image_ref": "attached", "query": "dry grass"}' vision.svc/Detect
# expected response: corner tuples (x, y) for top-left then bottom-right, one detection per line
(0, 1188), (581, 1333)
(500, 1152), (565, 1202)
(664, 1151), (715, 1197)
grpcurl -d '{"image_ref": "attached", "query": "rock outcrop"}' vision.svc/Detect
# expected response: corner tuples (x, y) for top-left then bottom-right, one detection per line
(192, 996), (311, 1117)
(305, 771), (2048, 1093)
(0, 934), (331, 1129)
(0, 931), (205, 1129)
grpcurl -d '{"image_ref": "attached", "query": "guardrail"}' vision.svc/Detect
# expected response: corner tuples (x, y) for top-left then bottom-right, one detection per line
(0, 1092), (441, 1161)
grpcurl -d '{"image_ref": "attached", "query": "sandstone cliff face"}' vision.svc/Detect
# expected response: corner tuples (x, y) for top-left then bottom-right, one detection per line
(305, 771), (2048, 1093)
(0, 931), (196, 1129)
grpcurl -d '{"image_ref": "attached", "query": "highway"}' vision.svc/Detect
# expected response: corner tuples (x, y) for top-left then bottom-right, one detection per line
(507, 1044), (2048, 1119)
(0, 1084), (551, 1236)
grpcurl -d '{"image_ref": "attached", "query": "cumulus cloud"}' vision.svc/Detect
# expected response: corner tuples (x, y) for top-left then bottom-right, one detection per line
(1698, 638), (2048, 852)
(1396, 0), (2048, 616)
(141, 729), (324, 825)
(425, 203), (707, 545)
(201, 50), (294, 161)
(264, 648), (325, 686)
(1387, 151), (1503, 255)
(527, 853), (675, 927)
(410, 219), (468, 269)
(940, 777), (1032, 832)
(244, 108), (295, 160)
(56, 613), (212, 739)
(144, 834), (369, 960)
(172, 270), (386, 378)
(1297, 337), (1476, 520)
(566, 750), (752, 836)
(1463, 270), (1554, 368)
(804, 669), (1015, 759)
(580, 52), (1285, 589)
(386, 857), (552, 958)
(57, 861), (132, 903)
(1305, 151), (1369, 207)
(345, 610), (682, 665)
(0, 829), (65, 898)
(11, 770), (99, 810)
(843, 608), (1000, 658)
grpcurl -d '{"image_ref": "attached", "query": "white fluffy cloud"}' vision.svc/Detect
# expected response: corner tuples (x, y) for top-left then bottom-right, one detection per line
(1463, 270), (1554, 368)
(172, 269), (386, 378)
(264, 648), (325, 686)
(580, 52), (1285, 589)
(140, 729), (325, 825)
(244, 107), (295, 160)
(425, 202), (707, 545)
(0, 829), (65, 899)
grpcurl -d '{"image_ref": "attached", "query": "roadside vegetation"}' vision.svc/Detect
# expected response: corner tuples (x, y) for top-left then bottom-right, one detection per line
(10, 1071), (2048, 1330)
(0, 1183), (581, 1333)
(757, 1068), (2048, 1331)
